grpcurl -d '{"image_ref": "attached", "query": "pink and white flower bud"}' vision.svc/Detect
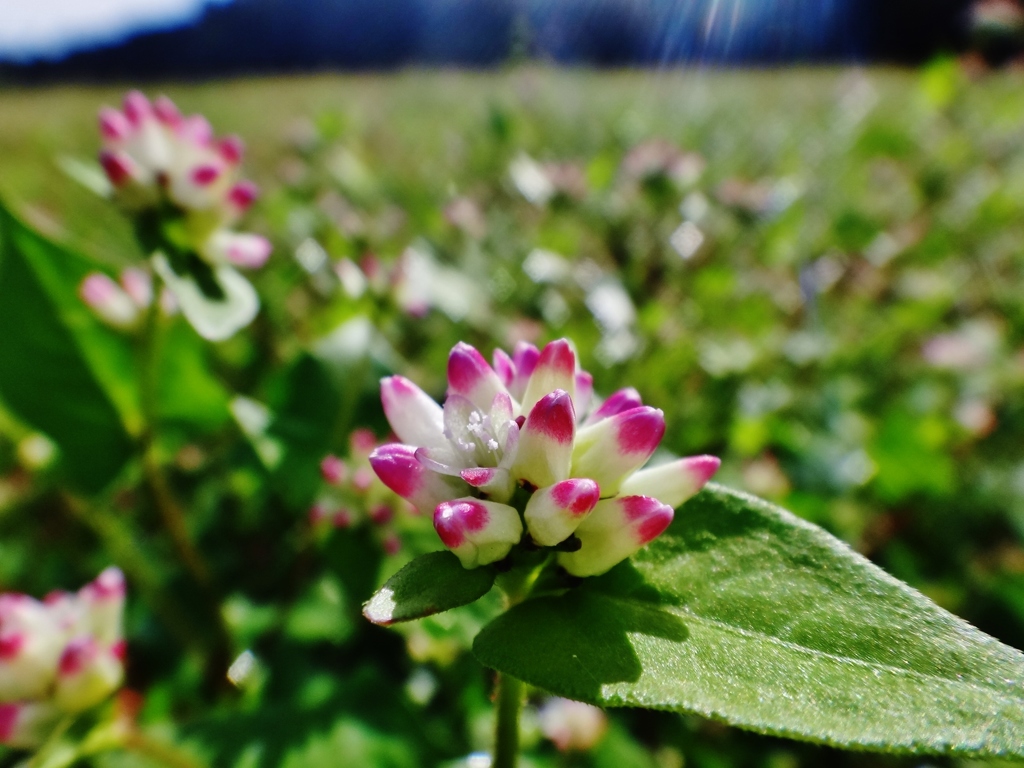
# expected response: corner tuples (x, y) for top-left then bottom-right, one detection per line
(559, 495), (674, 577)
(77, 567), (126, 647)
(369, 444), (465, 514)
(433, 498), (523, 568)
(0, 702), (60, 749)
(618, 455), (720, 508)
(203, 231), (272, 269)
(119, 268), (153, 309)
(571, 407), (666, 496)
(447, 342), (508, 412)
(0, 597), (64, 702)
(539, 697), (608, 751)
(381, 376), (446, 449)
(520, 339), (576, 416)
(511, 390), (576, 489)
(80, 273), (140, 329)
(53, 638), (124, 713)
(524, 478), (600, 546)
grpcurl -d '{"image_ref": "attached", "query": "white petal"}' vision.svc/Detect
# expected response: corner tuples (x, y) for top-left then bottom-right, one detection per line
(153, 254), (259, 341)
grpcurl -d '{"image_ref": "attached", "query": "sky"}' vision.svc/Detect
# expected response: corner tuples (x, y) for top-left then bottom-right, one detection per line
(0, 0), (230, 62)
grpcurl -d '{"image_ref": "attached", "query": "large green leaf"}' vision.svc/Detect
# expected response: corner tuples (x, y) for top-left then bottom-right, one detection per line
(473, 484), (1024, 756)
(0, 205), (136, 492)
(364, 551), (496, 625)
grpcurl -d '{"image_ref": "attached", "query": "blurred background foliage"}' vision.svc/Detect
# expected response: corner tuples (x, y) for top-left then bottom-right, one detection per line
(1, 60), (1024, 766)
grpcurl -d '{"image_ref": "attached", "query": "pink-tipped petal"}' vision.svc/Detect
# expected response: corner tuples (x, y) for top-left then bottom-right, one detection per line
(224, 234), (272, 269)
(618, 455), (720, 508)
(369, 444), (463, 514)
(227, 181), (260, 212)
(98, 150), (137, 187)
(524, 478), (600, 546)
(0, 633), (24, 661)
(574, 371), (594, 420)
(58, 638), (98, 678)
(461, 466), (515, 503)
(520, 339), (577, 416)
(152, 96), (182, 127)
(98, 108), (131, 142)
(511, 389), (576, 489)
(461, 467), (498, 487)
(53, 639), (124, 713)
(559, 495), (674, 577)
(119, 268), (153, 308)
(179, 114), (213, 146)
(79, 273), (139, 328)
(493, 348), (516, 388)
(190, 164), (221, 187)
(508, 341), (540, 400)
(587, 387), (644, 425)
(218, 135), (245, 164)
(447, 342), (508, 411)
(432, 498), (523, 568)
(122, 91), (152, 126)
(571, 406), (665, 496)
(81, 567), (126, 602)
(380, 376), (446, 448)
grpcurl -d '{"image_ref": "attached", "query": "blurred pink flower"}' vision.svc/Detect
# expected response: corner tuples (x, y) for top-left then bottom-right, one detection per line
(0, 569), (126, 749)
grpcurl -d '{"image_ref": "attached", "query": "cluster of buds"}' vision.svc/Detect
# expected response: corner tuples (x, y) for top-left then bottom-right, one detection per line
(98, 91), (271, 340)
(78, 267), (176, 331)
(310, 430), (413, 556)
(370, 338), (719, 576)
(0, 568), (126, 749)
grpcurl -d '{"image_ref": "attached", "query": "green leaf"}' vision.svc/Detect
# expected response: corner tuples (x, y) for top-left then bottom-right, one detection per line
(473, 484), (1024, 757)
(156, 319), (231, 431)
(0, 204), (136, 492)
(364, 551), (496, 626)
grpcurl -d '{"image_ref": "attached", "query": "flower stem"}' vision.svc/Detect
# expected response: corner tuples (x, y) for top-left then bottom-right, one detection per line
(493, 673), (525, 768)
(60, 492), (198, 653)
(122, 731), (208, 768)
(136, 284), (233, 691)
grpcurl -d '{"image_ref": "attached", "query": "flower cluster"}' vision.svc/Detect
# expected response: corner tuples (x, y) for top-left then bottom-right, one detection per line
(98, 91), (270, 340)
(0, 568), (126, 749)
(79, 267), (176, 331)
(370, 339), (719, 576)
(310, 429), (414, 555)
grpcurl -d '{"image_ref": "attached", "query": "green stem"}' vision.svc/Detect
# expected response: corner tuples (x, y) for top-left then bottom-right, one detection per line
(493, 673), (525, 768)
(137, 297), (212, 592)
(61, 492), (198, 652)
(136, 281), (233, 691)
(122, 731), (208, 768)
(24, 715), (76, 768)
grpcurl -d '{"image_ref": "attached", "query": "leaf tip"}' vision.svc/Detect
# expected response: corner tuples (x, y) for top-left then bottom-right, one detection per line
(362, 587), (397, 626)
